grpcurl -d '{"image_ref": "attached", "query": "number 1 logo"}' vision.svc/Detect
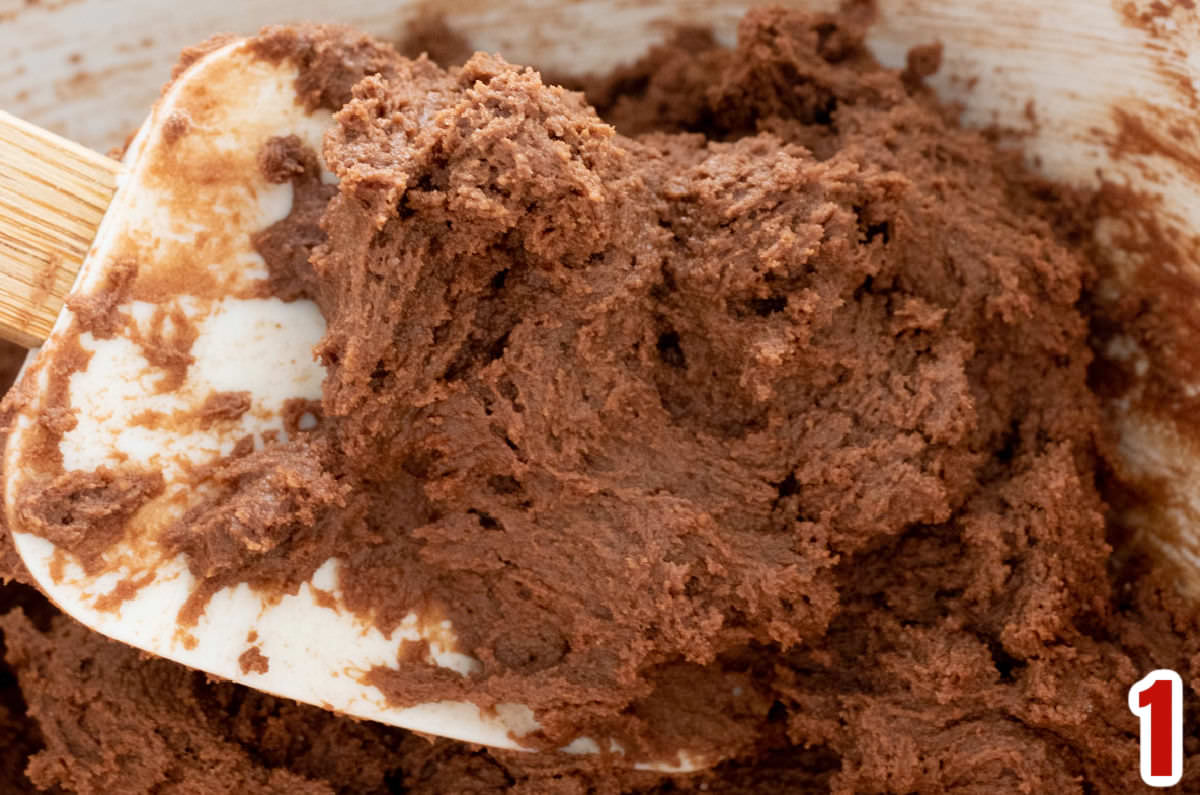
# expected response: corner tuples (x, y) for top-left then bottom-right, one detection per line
(1129, 670), (1183, 787)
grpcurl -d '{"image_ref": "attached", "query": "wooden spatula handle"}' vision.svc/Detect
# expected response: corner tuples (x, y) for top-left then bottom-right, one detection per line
(0, 111), (121, 347)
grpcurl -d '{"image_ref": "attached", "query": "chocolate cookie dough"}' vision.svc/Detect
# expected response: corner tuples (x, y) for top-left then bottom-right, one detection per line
(3, 4), (1199, 793)
(164, 5), (1111, 758)
(0, 341), (27, 584)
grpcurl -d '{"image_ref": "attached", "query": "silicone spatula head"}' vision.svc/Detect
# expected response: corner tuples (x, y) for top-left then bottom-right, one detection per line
(0, 34), (704, 773)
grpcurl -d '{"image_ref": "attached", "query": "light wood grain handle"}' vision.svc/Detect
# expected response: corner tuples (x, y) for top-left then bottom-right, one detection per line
(0, 111), (121, 347)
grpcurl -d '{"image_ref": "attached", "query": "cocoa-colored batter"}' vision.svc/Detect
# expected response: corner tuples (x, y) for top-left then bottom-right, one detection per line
(2, 5), (1199, 793)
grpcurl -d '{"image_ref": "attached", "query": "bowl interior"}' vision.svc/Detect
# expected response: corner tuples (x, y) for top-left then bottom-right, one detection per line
(3, 0), (1200, 589)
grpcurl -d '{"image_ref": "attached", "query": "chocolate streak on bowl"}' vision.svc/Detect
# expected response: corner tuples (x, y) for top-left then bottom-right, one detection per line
(1082, 1), (1200, 596)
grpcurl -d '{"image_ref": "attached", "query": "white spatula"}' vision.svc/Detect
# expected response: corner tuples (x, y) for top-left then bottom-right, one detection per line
(0, 36), (704, 773)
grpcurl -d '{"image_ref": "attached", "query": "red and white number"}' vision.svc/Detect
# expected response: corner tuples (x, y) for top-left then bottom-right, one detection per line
(1128, 669), (1183, 787)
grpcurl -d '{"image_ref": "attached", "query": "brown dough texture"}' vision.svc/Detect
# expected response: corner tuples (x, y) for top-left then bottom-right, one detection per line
(0, 339), (29, 585)
(4, 5), (1200, 793)
(190, 6), (1116, 762)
